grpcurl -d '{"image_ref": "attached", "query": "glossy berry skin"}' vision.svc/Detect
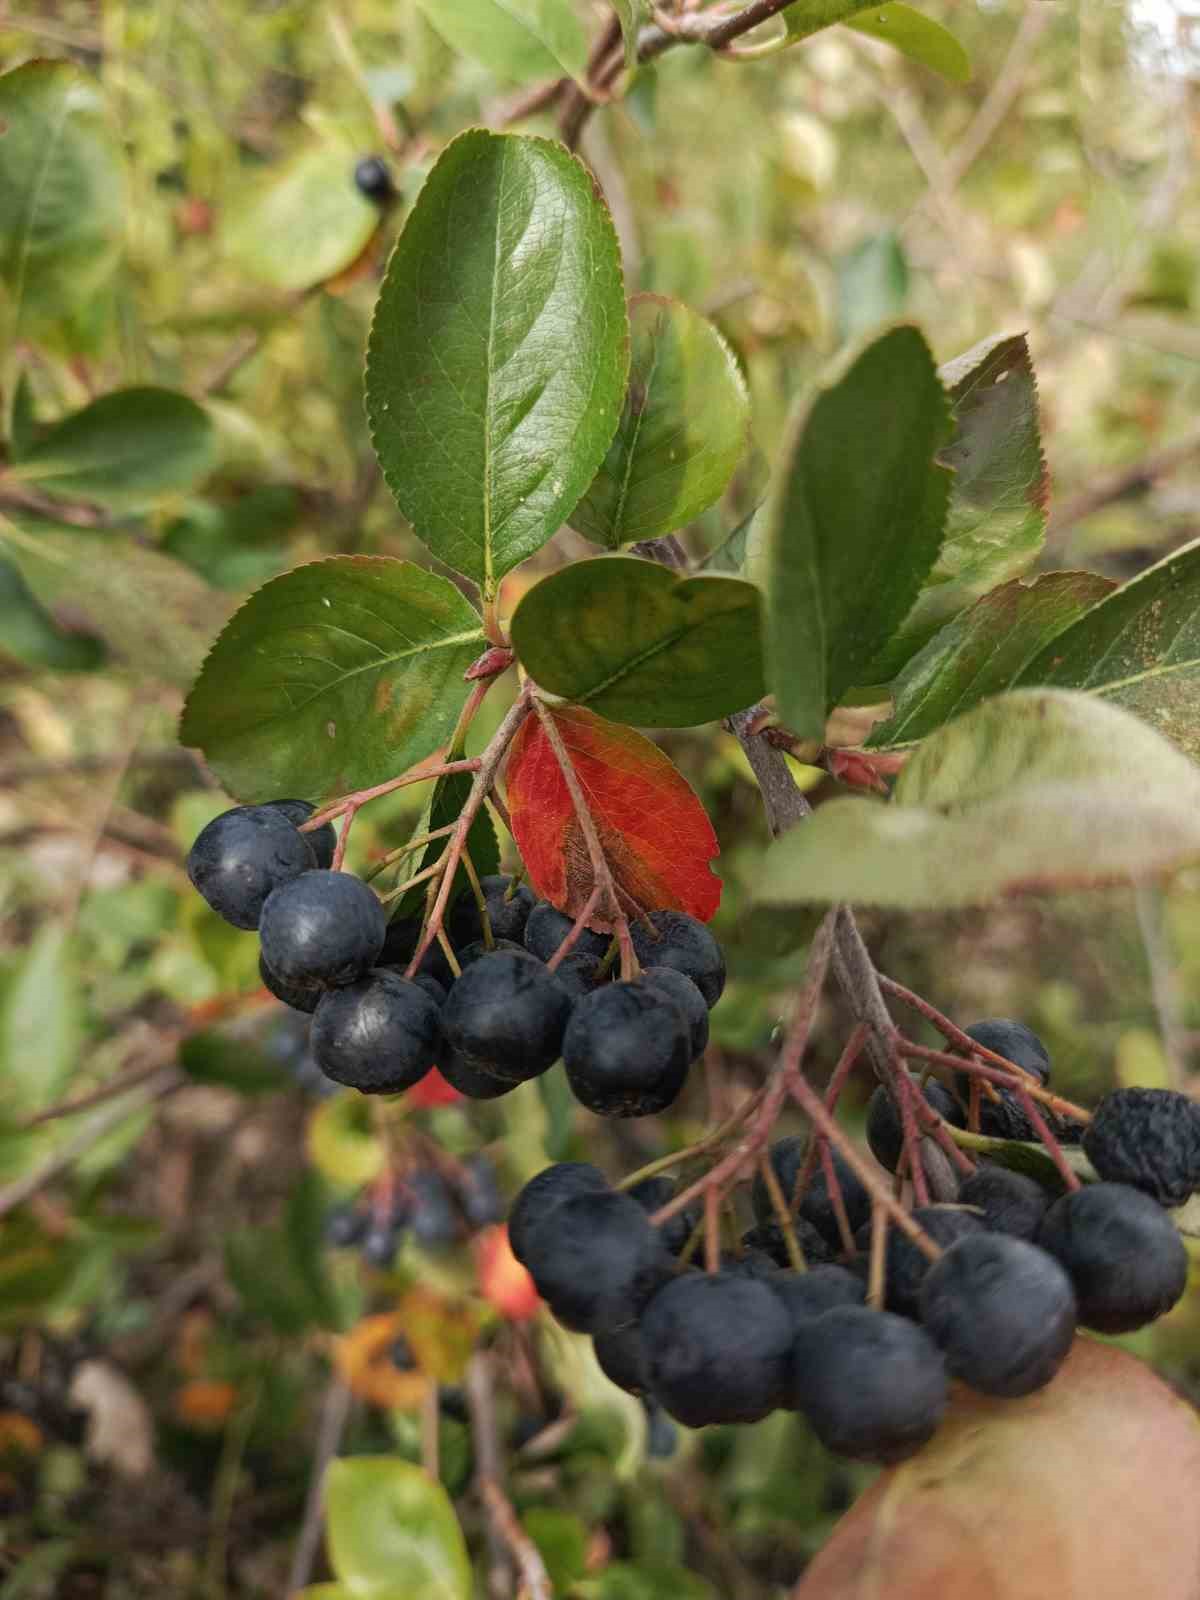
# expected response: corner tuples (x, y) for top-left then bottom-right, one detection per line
(259, 870), (386, 988)
(268, 799), (337, 869)
(769, 1264), (865, 1328)
(963, 1018), (1051, 1083)
(643, 1272), (794, 1426)
(863, 1204), (987, 1319)
(866, 1078), (965, 1173)
(441, 950), (571, 1083)
(958, 1164), (1050, 1240)
(741, 1219), (833, 1270)
(448, 876), (536, 948)
(436, 1048), (518, 1101)
(524, 902), (610, 965)
(259, 951), (321, 1014)
(187, 804), (315, 929)
(752, 1136), (872, 1247)
(353, 154), (395, 204)
(508, 1162), (609, 1267)
(594, 1323), (649, 1396)
(920, 1233), (1076, 1397)
(552, 953), (606, 1002)
(563, 981), (691, 1117)
(520, 1189), (673, 1333)
(311, 970), (440, 1094)
(1038, 1181), (1189, 1334)
(628, 1176), (699, 1257)
(630, 911), (725, 1008)
(1082, 1087), (1200, 1207)
(640, 967), (709, 1060)
(792, 1307), (947, 1464)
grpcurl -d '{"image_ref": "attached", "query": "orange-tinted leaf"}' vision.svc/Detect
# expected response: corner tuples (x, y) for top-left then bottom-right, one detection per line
(504, 704), (721, 929)
(475, 1225), (539, 1322)
(796, 1338), (1200, 1600)
(0, 1411), (43, 1458)
(334, 1311), (429, 1411)
(174, 1380), (238, 1428)
(406, 1068), (464, 1109)
(398, 1287), (484, 1382)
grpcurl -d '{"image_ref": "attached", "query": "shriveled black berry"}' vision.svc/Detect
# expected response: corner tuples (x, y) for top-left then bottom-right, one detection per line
(508, 1162), (609, 1266)
(411, 1170), (459, 1251)
(792, 1307), (946, 1463)
(268, 799), (337, 870)
(563, 981), (691, 1118)
(963, 1019), (1051, 1084)
(1082, 1088), (1200, 1208)
(628, 1177), (700, 1257)
(458, 1153), (506, 1229)
(324, 1202), (367, 1248)
(187, 804), (315, 929)
(449, 876), (536, 948)
(920, 1233), (1076, 1397)
(520, 1189), (673, 1333)
(437, 1048), (518, 1101)
(631, 911), (725, 1008)
(859, 1204), (987, 1318)
(311, 970), (440, 1094)
(741, 1219), (834, 1269)
(354, 154), (395, 204)
(769, 1263), (865, 1328)
(259, 870), (386, 988)
(866, 1078), (965, 1173)
(259, 951), (321, 1013)
(958, 1164), (1051, 1240)
(524, 902), (610, 965)
(643, 1272), (794, 1426)
(752, 1136), (872, 1246)
(594, 1323), (649, 1396)
(441, 950), (571, 1083)
(640, 967), (709, 1060)
(1038, 1181), (1188, 1334)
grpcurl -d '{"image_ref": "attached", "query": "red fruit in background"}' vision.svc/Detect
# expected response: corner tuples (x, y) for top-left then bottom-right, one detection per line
(476, 1225), (540, 1322)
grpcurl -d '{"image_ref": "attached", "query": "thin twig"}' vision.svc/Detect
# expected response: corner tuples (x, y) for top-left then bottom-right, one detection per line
(1048, 423), (1200, 539)
(287, 1378), (353, 1596)
(467, 1354), (552, 1600)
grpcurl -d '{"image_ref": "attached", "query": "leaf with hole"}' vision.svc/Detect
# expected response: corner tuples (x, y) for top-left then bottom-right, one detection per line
(225, 142), (380, 293)
(365, 129), (628, 594)
(180, 556), (482, 803)
(765, 325), (951, 739)
(413, 0), (588, 84)
(760, 689), (1200, 908)
(511, 557), (765, 727)
(571, 295), (750, 548)
(323, 1457), (472, 1600)
(505, 703), (721, 928)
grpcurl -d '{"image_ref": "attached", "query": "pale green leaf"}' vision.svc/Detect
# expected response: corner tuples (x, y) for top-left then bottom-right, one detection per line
(324, 1457), (472, 1599)
(845, 4), (971, 82)
(226, 142), (379, 294)
(414, 0), (588, 85)
(0, 925), (81, 1116)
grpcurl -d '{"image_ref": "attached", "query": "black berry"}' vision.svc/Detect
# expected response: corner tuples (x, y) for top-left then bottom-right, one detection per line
(268, 799), (337, 869)
(640, 967), (709, 1060)
(311, 970), (440, 1094)
(963, 1018), (1051, 1083)
(457, 937), (526, 968)
(362, 1220), (400, 1267)
(378, 915), (458, 988)
(740, 1219), (833, 1269)
(631, 911), (725, 1008)
(957, 1164), (1051, 1240)
(752, 1136), (872, 1247)
(594, 1323), (649, 1396)
(354, 154), (395, 204)
(524, 902), (610, 965)
(259, 870), (386, 988)
(769, 1263), (866, 1327)
(448, 876), (536, 947)
(324, 1202), (367, 1248)
(643, 1272), (793, 1426)
(437, 1048), (519, 1101)
(1082, 1087), (1200, 1208)
(520, 1189), (673, 1333)
(187, 804), (315, 929)
(440, 950), (571, 1084)
(508, 1162), (609, 1267)
(628, 1176), (700, 1256)
(259, 951), (321, 1013)
(1038, 1181), (1189, 1334)
(563, 981), (691, 1117)
(920, 1233), (1076, 1397)
(552, 952), (606, 1002)
(862, 1204), (987, 1318)
(866, 1078), (965, 1174)
(792, 1307), (946, 1463)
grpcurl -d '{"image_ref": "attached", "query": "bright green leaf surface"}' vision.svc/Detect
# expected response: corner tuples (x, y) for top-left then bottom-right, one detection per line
(414, 0), (588, 84)
(760, 690), (1200, 908)
(0, 556), (104, 671)
(765, 325), (951, 739)
(324, 1457), (472, 1599)
(844, 5), (972, 82)
(226, 142), (379, 293)
(366, 129), (628, 595)
(612, 0), (651, 74)
(10, 389), (217, 511)
(781, 0), (887, 43)
(511, 556), (765, 726)
(181, 556), (482, 803)
(871, 571), (1114, 746)
(571, 295), (750, 547)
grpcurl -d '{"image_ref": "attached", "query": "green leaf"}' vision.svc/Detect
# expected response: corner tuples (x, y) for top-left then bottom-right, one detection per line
(366, 129), (629, 595)
(0, 514), (229, 687)
(871, 572), (1115, 747)
(837, 232), (908, 345)
(224, 1226), (322, 1336)
(284, 1170), (346, 1332)
(180, 557), (482, 804)
(524, 1508), (589, 1591)
(178, 1031), (286, 1096)
(570, 295), (750, 548)
(780, 0), (887, 44)
(511, 556), (765, 726)
(0, 556), (104, 672)
(758, 689), (1200, 909)
(389, 768), (499, 921)
(414, 0), (588, 84)
(226, 142), (379, 294)
(701, 508), (763, 577)
(0, 925), (81, 1116)
(307, 1091), (384, 1188)
(844, 5), (971, 82)
(871, 334), (1047, 680)
(764, 325), (951, 739)
(612, 1), (651, 75)
(323, 1457), (472, 1599)
(0, 62), (125, 347)
(9, 389), (217, 511)
(1015, 539), (1200, 763)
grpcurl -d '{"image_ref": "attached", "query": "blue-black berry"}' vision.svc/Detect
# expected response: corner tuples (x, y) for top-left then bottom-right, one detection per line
(187, 804), (315, 929)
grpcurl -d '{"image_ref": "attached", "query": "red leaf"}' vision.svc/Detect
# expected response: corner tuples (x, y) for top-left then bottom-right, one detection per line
(475, 1226), (540, 1322)
(505, 704), (721, 929)
(405, 1068), (463, 1109)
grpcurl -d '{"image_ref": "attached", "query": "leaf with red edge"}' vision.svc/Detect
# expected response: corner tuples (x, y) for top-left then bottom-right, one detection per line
(504, 704), (721, 929)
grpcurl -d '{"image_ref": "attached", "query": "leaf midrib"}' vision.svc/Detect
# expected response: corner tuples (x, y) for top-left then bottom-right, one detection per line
(568, 597), (746, 708)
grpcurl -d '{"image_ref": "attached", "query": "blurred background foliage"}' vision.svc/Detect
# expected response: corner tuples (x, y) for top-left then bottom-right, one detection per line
(3, 0), (1200, 1595)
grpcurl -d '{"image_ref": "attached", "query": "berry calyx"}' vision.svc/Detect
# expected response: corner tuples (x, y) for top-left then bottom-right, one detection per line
(259, 870), (387, 988)
(562, 980), (691, 1117)
(187, 803), (315, 929)
(310, 970), (440, 1094)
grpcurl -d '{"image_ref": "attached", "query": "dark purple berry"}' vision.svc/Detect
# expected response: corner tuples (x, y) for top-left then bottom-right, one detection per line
(448, 876), (536, 947)
(630, 911), (725, 1007)
(563, 981), (690, 1118)
(508, 1163), (609, 1267)
(1038, 1181), (1188, 1333)
(187, 804), (314, 929)
(524, 902), (610, 965)
(267, 799), (337, 870)
(441, 950), (571, 1084)
(520, 1189), (673, 1334)
(643, 1272), (793, 1426)
(866, 1077), (965, 1173)
(354, 154), (395, 204)
(958, 1164), (1051, 1240)
(311, 970), (440, 1094)
(640, 967), (709, 1060)
(259, 870), (386, 988)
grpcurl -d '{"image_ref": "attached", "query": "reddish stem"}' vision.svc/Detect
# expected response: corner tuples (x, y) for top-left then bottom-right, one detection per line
(817, 1138), (858, 1257)
(545, 886), (604, 971)
(899, 1040), (1091, 1123)
(1011, 1083), (1083, 1191)
(893, 1064), (931, 1207)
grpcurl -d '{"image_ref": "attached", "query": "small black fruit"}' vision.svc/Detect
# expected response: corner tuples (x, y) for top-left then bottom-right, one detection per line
(187, 804), (314, 929)
(508, 1163), (609, 1266)
(1082, 1087), (1200, 1207)
(631, 910), (725, 1007)
(259, 951), (321, 1014)
(520, 1189), (673, 1333)
(1038, 1181), (1189, 1333)
(642, 1272), (794, 1426)
(769, 1263), (866, 1327)
(268, 799), (337, 869)
(963, 1019), (1051, 1084)
(628, 1176), (700, 1257)
(563, 981), (691, 1117)
(311, 970), (440, 1094)
(957, 1164), (1051, 1240)
(436, 1048), (519, 1101)
(862, 1204), (987, 1318)
(593, 1323), (649, 1396)
(441, 950), (571, 1082)
(640, 967), (709, 1060)
(740, 1219), (834, 1269)
(353, 154), (395, 204)
(448, 876), (536, 948)
(752, 1136), (872, 1246)
(524, 902), (610, 965)
(866, 1077), (965, 1173)
(259, 870), (386, 987)
(411, 1170), (459, 1251)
